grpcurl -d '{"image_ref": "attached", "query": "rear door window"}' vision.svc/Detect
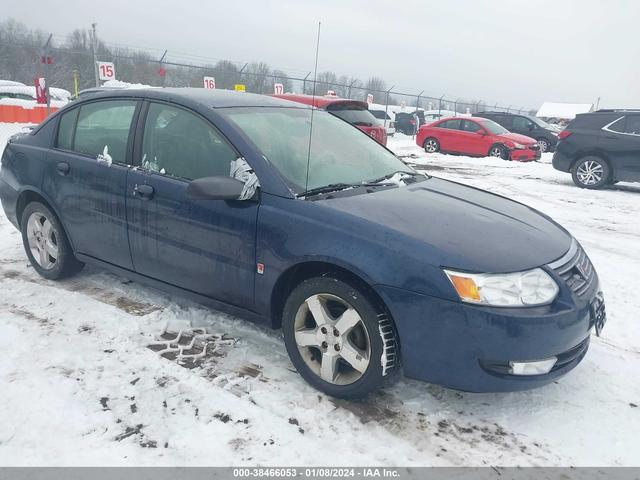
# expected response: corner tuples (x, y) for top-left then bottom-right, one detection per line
(326, 104), (377, 127)
(438, 119), (462, 130)
(624, 115), (640, 135)
(71, 100), (137, 164)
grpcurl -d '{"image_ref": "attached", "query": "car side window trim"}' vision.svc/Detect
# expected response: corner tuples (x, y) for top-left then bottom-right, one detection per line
(602, 115), (640, 137)
(52, 98), (142, 166)
(136, 99), (242, 183)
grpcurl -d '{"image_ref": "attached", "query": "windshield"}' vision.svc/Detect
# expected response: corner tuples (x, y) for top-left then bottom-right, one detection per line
(224, 107), (414, 194)
(326, 105), (377, 127)
(479, 119), (509, 134)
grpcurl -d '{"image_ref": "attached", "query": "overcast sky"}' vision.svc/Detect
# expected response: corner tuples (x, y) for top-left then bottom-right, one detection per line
(5, 0), (639, 109)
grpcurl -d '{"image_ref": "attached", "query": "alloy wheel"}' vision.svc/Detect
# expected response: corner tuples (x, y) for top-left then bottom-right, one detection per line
(537, 139), (550, 152)
(424, 139), (438, 153)
(26, 212), (58, 270)
(576, 160), (604, 186)
(293, 293), (371, 385)
(489, 146), (504, 158)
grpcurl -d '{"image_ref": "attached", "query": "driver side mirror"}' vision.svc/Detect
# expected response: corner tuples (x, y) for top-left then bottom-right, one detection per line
(186, 176), (246, 200)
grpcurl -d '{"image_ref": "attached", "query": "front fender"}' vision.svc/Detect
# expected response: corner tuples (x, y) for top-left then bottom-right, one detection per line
(254, 193), (457, 318)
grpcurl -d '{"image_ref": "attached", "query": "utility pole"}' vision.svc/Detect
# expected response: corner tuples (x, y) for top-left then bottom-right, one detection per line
(158, 50), (168, 87)
(41, 34), (53, 114)
(91, 23), (99, 87)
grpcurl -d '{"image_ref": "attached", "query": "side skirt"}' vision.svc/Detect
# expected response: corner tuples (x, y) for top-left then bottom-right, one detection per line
(75, 253), (271, 327)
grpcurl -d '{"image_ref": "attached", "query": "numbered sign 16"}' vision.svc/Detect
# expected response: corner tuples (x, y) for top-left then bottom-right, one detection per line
(274, 83), (284, 95)
(97, 62), (115, 81)
(203, 76), (216, 89)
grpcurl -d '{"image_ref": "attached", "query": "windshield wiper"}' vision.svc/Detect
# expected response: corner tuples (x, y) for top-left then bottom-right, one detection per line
(298, 181), (396, 198)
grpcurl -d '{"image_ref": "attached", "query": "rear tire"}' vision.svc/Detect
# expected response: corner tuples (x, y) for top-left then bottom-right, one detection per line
(282, 276), (398, 399)
(571, 156), (610, 189)
(423, 137), (440, 153)
(20, 202), (84, 280)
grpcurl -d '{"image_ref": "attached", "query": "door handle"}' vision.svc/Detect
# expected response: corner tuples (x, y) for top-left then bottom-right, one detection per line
(133, 184), (155, 200)
(56, 162), (70, 175)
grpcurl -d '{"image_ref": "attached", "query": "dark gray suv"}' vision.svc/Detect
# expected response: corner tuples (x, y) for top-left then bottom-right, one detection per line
(474, 112), (560, 153)
(552, 110), (640, 189)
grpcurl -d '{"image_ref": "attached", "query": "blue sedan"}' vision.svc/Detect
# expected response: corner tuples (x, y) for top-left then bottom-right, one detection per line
(0, 88), (606, 398)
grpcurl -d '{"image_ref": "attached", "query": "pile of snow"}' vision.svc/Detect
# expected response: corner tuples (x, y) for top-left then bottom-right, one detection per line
(0, 80), (26, 87)
(0, 85), (70, 108)
(536, 102), (593, 120)
(102, 79), (157, 90)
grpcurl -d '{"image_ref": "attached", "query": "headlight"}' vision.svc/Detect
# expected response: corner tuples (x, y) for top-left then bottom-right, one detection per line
(513, 142), (525, 149)
(444, 268), (559, 307)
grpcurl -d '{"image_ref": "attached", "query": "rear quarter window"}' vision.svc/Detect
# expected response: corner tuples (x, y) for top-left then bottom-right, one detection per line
(56, 108), (78, 150)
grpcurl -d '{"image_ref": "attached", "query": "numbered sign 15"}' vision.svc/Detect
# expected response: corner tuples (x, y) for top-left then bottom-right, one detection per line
(97, 62), (115, 81)
(274, 83), (284, 95)
(203, 76), (216, 89)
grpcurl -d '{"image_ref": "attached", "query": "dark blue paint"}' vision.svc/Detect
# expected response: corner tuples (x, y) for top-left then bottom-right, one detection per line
(0, 88), (600, 392)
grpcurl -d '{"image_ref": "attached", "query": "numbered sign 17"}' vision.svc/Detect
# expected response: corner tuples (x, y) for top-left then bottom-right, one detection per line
(274, 83), (284, 95)
(203, 76), (216, 89)
(97, 62), (115, 81)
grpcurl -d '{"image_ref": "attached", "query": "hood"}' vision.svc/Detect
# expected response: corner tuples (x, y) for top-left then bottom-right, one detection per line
(498, 132), (537, 145)
(319, 177), (571, 273)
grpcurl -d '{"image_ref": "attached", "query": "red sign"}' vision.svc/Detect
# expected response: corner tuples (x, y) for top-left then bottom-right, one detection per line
(274, 83), (284, 95)
(158, 67), (167, 77)
(34, 77), (47, 104)
(40, 55), (53, 65)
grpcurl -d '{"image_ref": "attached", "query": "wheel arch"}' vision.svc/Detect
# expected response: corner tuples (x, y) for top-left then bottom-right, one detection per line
(269, 260), (389, 330)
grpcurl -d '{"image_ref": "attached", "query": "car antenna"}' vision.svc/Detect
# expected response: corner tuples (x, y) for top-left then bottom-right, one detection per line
(304, 21), (322, 194)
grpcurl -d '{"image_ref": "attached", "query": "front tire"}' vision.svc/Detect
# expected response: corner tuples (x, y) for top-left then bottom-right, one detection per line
(282, 276), (398, 399)
(537, 138), (551, 153)
(572, 156), (610, 189)
(488, 144), (508, 160)
(20, 202), (84, 280)
(423, 137), (440, 153)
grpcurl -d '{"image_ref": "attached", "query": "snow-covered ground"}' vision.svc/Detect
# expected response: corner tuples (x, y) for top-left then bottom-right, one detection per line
(0, 125), (638, 467)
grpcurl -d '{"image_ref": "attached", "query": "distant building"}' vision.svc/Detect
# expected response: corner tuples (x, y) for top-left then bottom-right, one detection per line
(536, 102), (593, 120)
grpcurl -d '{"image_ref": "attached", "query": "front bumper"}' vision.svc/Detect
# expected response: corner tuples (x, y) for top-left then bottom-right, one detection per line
(509, 146), (541, 162)
(376, 280), (600, 392)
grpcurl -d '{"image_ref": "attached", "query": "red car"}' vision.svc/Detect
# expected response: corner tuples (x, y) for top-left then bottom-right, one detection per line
(272, 94), (387, 146)
(416, 116), (541, 161)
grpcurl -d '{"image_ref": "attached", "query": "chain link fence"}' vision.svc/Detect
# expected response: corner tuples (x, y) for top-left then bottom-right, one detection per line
(1, 36), (536, 126)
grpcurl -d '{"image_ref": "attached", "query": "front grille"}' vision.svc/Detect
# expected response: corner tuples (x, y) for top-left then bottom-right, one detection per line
(548, 240), (597, 298)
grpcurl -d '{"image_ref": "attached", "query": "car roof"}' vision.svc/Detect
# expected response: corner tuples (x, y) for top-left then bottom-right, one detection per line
(272, 93), (368, 109)
(73, 87), (308, 109)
